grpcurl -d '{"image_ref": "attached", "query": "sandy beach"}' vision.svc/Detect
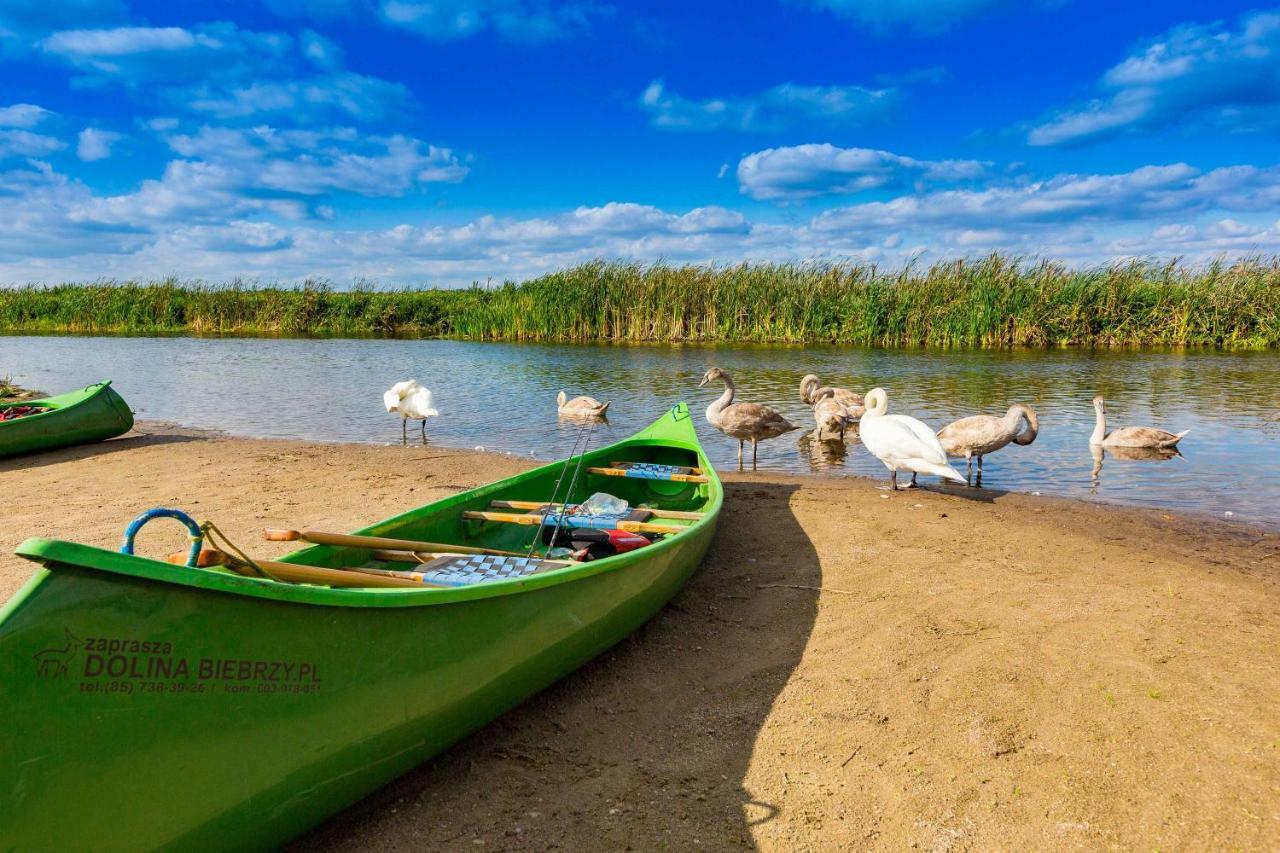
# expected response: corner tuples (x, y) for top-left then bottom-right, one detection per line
(2, 427), (1277, 850)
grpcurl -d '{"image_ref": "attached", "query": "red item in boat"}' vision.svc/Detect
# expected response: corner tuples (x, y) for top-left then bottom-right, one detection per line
(0, 406), (49, 421)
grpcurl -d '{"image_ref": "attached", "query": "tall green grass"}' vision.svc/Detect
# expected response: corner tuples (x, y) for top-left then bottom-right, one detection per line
(2, 255), (1279, 347)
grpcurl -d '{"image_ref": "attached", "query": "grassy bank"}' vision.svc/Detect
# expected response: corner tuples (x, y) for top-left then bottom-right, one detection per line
(2, 255), (1279, 347)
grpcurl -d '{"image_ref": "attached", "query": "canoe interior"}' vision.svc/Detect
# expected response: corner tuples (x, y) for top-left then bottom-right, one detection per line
(304, 437), (712, 580)
(16, 404), (720, 606)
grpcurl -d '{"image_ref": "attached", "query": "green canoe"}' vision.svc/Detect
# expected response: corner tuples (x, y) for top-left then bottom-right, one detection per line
(0, 403), (721, 851)
(0, 380), (134, 458)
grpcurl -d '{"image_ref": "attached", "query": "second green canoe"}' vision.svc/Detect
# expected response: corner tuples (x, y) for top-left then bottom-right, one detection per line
(0, 380), (134, 458)
(0, 403), (721, 851)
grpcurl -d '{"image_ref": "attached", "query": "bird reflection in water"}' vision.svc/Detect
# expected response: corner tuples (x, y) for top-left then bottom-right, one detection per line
(798, 429), (854, 471)
(1090, 442), (1183, 492)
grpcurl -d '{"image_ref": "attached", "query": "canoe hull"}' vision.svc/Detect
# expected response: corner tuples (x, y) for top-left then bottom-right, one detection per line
(0, 405), (719, 851)
(0, 381), (133, 458)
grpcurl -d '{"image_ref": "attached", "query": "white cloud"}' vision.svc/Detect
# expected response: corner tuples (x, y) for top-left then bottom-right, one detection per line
(641, 80), (897, 132)
(0, 104), (53, 128)
(41, 26), (203, 64)
(809, 163), (1280, 231)
(801, 0), (1013, 34)
(4, 156), (1280, 285)
(160, 125), (468, 196)
(379, 0), (606, 42)
(39, 22), (406, 121)
(77, 127), (123, 161)
(0, 129), (65, 159)
(0, 0), (127, 51)
(737, 143), (988, 201)
(1030, 9), (1280, 145)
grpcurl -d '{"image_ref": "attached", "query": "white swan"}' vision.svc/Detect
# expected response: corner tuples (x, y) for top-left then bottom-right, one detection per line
(383, 379), (438, 442)
(859, 387), (966, 490)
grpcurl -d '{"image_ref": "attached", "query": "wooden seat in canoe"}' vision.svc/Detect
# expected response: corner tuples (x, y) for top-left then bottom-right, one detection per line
(586, 462), (709, 484)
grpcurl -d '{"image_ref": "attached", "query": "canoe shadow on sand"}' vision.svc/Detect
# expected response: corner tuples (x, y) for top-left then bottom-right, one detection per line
(0, 431), (204, 473)
(290, 481), (819, 851)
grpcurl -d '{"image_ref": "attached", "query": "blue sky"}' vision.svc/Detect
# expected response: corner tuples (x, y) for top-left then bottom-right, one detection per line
(2, 0), (1279, 285)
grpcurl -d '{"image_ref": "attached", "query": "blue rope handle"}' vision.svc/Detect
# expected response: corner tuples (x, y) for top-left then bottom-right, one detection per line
(120, 508), (203, 567)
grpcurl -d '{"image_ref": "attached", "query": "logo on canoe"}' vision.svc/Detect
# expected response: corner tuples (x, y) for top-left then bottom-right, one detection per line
(34, 629), (83, 678)
(33, 629), (321, 695)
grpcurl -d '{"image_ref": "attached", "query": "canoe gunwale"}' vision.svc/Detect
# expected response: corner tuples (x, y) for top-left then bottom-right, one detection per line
(0, 379), (112, 417)
(14, 406), (722, 610)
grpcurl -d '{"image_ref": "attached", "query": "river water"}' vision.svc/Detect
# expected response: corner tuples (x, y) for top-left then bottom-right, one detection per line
(4, 336), (1279, 528)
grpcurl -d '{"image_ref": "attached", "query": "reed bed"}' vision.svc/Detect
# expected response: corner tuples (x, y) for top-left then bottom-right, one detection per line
(2, 255), (1279, 347)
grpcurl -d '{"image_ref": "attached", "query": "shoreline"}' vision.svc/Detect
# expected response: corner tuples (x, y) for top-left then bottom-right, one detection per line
(2, 428), (1277, 849)
(133, 419), (1280, 537)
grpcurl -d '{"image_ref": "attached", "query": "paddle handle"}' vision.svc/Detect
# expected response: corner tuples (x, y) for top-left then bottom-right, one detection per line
(262, 528), (523, 557)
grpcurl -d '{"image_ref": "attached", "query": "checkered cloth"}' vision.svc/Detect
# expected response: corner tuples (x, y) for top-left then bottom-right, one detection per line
(419, 554), (560, 587)
(611, 462), (695, 480)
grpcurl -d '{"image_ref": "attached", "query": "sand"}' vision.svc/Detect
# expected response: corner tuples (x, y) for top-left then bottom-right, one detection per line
(2, 427), (1277, 850)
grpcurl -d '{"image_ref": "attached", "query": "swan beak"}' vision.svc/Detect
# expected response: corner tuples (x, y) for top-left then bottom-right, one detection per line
(697, 377), (708, 388)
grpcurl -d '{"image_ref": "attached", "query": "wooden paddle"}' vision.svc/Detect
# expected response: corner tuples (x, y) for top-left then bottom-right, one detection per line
(488, 500), (704, 521)
(461, 510), (685, 535)
(167, 549), (441, 588)
(263, 528), (524, 557)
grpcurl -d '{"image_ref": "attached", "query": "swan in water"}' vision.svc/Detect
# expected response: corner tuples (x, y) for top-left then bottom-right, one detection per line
(699, 367), (798, 467)
(937, 404), (1039, 483)
(557, 391), (610, 418)
(812, 388), (853, 440)
(800, 374), (865, 419)
(383, 380), (438, 442)
(859, 387), (966, 490)
(1090, 396), (1188, 448)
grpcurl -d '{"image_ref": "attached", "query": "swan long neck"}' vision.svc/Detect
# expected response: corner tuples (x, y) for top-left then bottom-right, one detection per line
(1006, 404), (1039, 446)
(864, 387), (888, 417)
(709, 375), (735, 414)
(799, 375), (818, 404)
(1090, 402), (1106, 444)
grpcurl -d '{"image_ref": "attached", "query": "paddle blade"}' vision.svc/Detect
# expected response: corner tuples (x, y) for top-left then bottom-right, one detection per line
(262, 528), (300, 542)
(166, 548), (234, 568)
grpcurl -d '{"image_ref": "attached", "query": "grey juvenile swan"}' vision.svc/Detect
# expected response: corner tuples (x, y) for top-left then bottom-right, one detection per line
(936, 404), (1039, 482)
(1090, 396), (1188, 448)
(700, 367), (798, 466)
(800, 374), (865, 419)
(557, 391), (610, 418)
(812, 388), (853, 440)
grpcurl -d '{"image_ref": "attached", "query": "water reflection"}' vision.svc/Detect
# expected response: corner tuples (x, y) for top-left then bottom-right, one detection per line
(797, 431), (852, 468)
(3, 336), (1279, 529)
(1090, 443), (1183, 492)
